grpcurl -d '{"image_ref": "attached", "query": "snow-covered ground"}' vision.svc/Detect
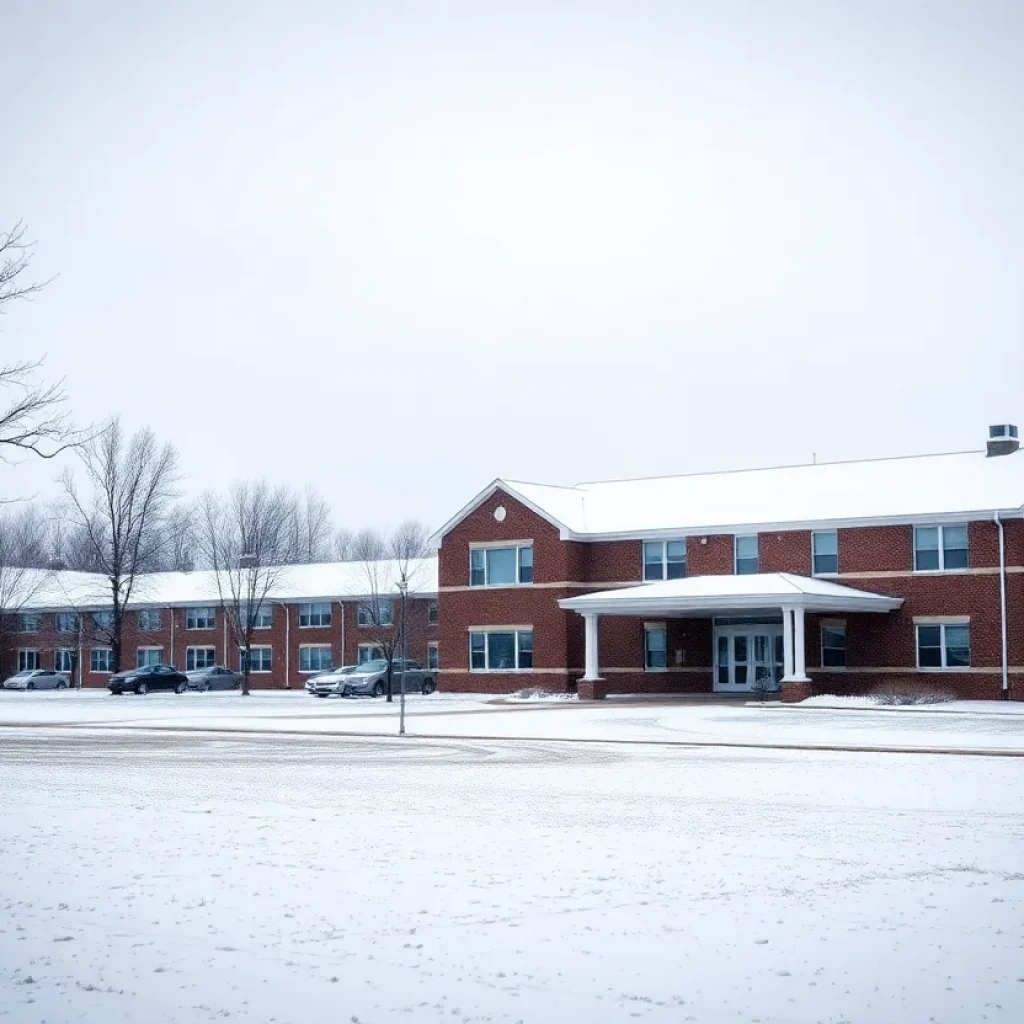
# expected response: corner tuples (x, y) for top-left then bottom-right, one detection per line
(2, 690), (1023, 753)
(1, 729), (1022, 1023)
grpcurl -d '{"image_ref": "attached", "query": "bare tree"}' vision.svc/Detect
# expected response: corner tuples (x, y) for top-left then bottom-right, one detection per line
(334, 527), (353, 562)
(162, 504), (197, 572)
(289, 486), (334, 564)
(354, 521), (431, 703)
(0, 508), (50, 675)
(60, 418), (179, 672)
(0, 222), (78, 464)
(197, 481), (298, 696)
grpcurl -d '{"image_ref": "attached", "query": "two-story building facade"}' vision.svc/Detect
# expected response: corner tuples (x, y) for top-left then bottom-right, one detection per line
(435, 426), (1024, 702)
(1, 560), (439, 688)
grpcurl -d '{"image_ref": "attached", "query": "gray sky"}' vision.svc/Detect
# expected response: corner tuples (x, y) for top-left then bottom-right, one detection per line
(3, 0), (1023, 532)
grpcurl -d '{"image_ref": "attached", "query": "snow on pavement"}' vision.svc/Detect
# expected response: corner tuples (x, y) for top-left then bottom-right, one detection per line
(2, 690), (1024, 752)
(1, 730), (1022, 1023)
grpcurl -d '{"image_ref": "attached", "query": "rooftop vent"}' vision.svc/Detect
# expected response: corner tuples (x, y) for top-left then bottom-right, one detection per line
(987, 424), (1019, 458)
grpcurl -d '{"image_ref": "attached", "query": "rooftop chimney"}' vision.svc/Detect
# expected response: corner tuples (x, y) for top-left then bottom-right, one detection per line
(987, 424), (1019, 457)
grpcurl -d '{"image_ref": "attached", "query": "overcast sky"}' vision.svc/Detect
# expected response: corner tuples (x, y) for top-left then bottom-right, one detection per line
(3, 0), (1022, 532)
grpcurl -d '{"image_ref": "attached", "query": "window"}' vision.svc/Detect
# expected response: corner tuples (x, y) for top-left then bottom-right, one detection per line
(17, 613), (40, 633)
(820, 625), (846, 667)
(56, 612), (79, 634)
(136, 609), (161, 631)
(468, 630), (533, 671)
(244, 647), (273, 673)
(469, 544), (534, 586)
(186, 607), (217, 630)
(246, 604), (273, 630)
(357, 644), (385, 664)
(186, 647), (217, 671)
(644, 625), (668, 670)
(812, 531), (839, 575)
(643, 540), (687, 581)
(298, 602), (332, 628)
(428, 600), (438, 624)
(17, 649), (39, 672)
(92, 611), (114, 631)
(916, 623), (971, 669)
(299, 645), (333, 673)
(90, 649), (113, 674)
(990, 424), (1019, 439)
(357, 598), (394, 627)
(137, 647), (163, 668)
(55, 649), (75, 673)
(734, 535), (759, 575)
(914, 525), (968, 571)
(427, 643), (439, 670)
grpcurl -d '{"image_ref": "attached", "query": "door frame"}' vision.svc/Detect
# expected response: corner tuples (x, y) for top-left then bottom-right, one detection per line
(713, 621), (784, 693)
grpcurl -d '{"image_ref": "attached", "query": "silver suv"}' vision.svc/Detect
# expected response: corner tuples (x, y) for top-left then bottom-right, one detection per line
(311, 659), (435, 698)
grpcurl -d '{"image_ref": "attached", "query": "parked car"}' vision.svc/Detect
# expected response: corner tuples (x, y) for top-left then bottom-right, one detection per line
(3, 669), (71, 691)
(108, 664), (188, 695)
(307, 665), (359, 696)
(185, 666), (243, 691)
(314, 658), (435, 698)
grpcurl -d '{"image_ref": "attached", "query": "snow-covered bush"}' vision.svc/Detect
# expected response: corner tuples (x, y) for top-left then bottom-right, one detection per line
(507, 687), (575, 701)
(871, 685), (956, 706)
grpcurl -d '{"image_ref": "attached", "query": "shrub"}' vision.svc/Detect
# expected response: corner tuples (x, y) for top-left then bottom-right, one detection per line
(871, 683), (956, 706)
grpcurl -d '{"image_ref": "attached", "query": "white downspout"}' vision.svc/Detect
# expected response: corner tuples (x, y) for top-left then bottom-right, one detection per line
(283, 603), (290, 689)
(995, 513), (1009, 699)
(170, 608), (176, 668)
(222, 612), (228, 669)
(340, 602), (345, 669)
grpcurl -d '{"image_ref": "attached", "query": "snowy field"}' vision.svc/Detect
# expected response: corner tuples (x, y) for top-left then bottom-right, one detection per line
(1, 729), (1023, 1024)
(2, 690), (1024, 754)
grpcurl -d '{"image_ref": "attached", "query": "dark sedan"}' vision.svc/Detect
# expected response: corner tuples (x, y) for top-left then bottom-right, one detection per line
(108, 664), (188, 695)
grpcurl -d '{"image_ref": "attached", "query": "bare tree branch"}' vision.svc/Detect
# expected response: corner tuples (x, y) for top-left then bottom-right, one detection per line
(59, 418), (179, 671)
(196, 480), (298, 695)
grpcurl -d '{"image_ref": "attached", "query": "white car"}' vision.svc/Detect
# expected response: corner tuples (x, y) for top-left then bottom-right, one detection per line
(3, 669), (71, 691)
(305, 665), (359, 695)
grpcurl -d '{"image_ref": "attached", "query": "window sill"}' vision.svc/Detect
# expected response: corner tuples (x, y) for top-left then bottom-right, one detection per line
(469, 668), (534, 673)
(912, 568), (970, 576)
(915, 666), (972, 672)
(298, 624), (333, 630)
(468, 583), (535, 590)
(811, 572), (840, 579)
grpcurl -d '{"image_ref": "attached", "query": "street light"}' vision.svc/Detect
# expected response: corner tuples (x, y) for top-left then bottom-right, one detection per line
(238, 553), (258, 693)
(396, 576), (408, 736)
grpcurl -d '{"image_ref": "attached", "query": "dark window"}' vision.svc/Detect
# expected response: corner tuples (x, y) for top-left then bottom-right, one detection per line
(820, 626), (846, 667)
(812, 532), (839, 575)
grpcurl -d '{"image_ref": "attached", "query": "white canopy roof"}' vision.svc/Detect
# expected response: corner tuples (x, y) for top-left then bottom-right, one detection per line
(437, 448), (1024, 541)
(559, 573), (904, 616)
(3, 558), (438, 612)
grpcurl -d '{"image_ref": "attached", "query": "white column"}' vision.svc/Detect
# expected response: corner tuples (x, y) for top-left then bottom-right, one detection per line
(781, 606), (795, 681)
(792, 605), (809, 682)
(582, 613), (602, 681)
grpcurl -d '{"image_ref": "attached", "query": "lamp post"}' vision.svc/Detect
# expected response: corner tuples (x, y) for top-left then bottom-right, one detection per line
(238, 553), (258, 695)
(397, 576), (408, 736)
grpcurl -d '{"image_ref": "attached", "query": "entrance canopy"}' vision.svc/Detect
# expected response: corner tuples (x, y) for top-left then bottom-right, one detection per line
(559, 573), (903, 686)
(559, 572), (903, 618)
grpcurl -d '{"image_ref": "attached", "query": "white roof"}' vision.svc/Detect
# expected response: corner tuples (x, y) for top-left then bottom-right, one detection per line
(4, 558), (438, 612)
(441, 448), (1024, 540)
(559, 573), (904, 615)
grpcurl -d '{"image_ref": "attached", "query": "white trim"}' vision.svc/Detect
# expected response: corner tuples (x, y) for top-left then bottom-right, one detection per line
(89, 648), (113, 674)
(468, 538), (534, 550)
(135, 645), (164, 668)
(469, 542), (534, 588)
(468, 628), (534, 672)
(16, 648), (40, 671)
(185, 607), (217, 630)
(246, 645), (273, 674)
(430, 480), (570, 546)
(912, 615), (971, 624)
(466, 624), (533, 632)
(297, 602), (333, 629)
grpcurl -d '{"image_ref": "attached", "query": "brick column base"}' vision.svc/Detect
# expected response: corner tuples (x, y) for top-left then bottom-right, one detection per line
(781, 681), (813, 703)
(577, 679), (608, 701)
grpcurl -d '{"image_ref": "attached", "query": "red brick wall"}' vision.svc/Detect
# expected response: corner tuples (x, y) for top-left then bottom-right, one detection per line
(839, 525), (912, 574)
(687, 535), (733, 575)
(759, 531), (812, 575)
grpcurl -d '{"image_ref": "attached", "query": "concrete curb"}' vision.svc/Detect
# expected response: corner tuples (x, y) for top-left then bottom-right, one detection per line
(3, 720), (1023, 758)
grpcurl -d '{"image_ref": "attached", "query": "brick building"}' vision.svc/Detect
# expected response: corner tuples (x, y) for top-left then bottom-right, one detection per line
(434, 426), (1024, 702)
(1, 560), (438, 688)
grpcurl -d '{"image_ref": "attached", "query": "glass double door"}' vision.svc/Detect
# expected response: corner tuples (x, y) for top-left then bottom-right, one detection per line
(715, 628), (784, 693)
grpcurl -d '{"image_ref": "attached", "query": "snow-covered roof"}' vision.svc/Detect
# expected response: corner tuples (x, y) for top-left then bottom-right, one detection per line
(559, 573), (904, 615)
(3, 558), (438, 612)
(440, 448), (1024, 541)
